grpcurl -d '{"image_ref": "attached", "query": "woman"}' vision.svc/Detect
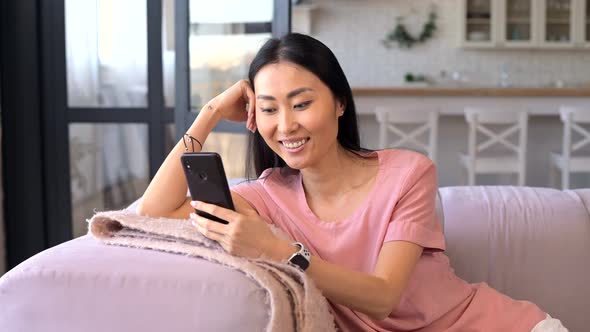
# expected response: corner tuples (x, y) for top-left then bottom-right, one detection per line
(137, 33), (567, 331)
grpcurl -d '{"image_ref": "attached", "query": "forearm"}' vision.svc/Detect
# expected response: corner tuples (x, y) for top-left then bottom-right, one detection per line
(272, 241), (398, 321)
(308, 256), (397, 320)
(137, 105), (222, 217)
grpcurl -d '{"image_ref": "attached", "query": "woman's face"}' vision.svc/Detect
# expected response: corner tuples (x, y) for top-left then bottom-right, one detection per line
(253, 62), (343, 170)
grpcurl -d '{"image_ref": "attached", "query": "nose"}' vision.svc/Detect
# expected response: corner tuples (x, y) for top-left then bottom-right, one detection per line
(277, 109), (298, 134)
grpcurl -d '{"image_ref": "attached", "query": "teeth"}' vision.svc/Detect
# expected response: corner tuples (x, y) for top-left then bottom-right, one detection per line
(282, 139), (307, 149)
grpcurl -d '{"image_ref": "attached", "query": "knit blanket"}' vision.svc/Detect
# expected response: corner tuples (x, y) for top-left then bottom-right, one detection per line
(88, 210), (337, 332)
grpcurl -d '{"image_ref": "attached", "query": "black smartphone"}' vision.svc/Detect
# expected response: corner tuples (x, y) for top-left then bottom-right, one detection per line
(180, 152), (235, 224)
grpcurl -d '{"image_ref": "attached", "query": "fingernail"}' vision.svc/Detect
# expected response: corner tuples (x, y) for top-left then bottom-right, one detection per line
(189, 212), (196, 219)
(190, 201), (198, 208)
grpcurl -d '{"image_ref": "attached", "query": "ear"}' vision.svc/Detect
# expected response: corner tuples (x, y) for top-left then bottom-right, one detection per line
(338, 102), (345, 116)
(336, 99), (346, 116)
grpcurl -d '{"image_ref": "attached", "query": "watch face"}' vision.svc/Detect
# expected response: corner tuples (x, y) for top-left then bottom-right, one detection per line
(290, 254), (310, 270)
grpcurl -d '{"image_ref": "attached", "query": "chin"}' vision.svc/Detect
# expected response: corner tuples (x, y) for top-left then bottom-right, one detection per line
(269, 139), (321, 171)
(276, 152), (312, 171)
(279, 157), (306, 170)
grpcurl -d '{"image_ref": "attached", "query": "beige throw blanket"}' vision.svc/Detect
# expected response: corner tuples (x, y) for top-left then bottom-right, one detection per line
(88, 210), (337, 332)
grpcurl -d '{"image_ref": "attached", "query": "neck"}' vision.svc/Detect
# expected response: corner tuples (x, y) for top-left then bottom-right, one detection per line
(299, 144), (365, 199)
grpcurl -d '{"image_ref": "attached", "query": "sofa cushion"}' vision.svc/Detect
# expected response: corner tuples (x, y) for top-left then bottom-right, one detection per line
(439, 186), (590, 332)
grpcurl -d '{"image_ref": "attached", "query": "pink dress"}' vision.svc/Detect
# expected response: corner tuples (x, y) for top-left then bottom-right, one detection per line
(232, 149), (546, 331)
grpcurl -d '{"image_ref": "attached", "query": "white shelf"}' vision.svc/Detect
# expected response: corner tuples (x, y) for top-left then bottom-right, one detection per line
(507, 18), (531, 24)
(467, 18), (492, 24)
(546, 19), (571, 24)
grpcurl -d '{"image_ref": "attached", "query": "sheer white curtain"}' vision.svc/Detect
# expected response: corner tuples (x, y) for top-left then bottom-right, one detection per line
(65, 0), (100, 107)
(97, 0), (148, 107)
(65, 0), (149, 221)
(66, 0), (147, 107)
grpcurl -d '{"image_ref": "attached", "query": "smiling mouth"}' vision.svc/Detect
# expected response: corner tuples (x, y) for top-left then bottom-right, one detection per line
(280, 138), (309, 149)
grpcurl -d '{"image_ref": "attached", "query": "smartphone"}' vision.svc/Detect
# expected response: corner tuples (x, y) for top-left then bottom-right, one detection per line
(180, 152), (235, 224)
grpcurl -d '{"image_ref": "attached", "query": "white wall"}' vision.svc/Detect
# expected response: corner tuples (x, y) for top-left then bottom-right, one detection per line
(298, 0), (590, 88)
(292, 0), (590, 188)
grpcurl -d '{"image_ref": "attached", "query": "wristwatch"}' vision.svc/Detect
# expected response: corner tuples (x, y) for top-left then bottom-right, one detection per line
(287, 242), (311, 271)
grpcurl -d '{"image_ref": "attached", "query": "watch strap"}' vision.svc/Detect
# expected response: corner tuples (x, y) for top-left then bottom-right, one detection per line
(287, 242), (311, 271)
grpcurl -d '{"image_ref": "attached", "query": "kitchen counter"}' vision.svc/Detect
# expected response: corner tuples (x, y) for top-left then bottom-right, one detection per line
(350, 87), (590, 188)
(352, 87), (590, 116)
(352, 87), (590, 97)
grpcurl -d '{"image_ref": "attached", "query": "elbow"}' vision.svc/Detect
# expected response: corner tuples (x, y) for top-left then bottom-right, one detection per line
(368, 307), (395, 321)
(135, 199), (153, 217)
(367, 293), (400, 321)
(135, 201), (147, 216)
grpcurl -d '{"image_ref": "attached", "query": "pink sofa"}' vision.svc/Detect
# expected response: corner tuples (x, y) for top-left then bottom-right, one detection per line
(1, 186), (589, 331)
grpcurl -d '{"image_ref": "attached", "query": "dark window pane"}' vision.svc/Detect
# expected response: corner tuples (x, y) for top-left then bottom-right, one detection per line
(0, 115), (5, 274)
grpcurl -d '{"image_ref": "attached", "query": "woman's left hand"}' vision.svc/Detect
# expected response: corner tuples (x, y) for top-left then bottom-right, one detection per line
(190, 200), (279, 259)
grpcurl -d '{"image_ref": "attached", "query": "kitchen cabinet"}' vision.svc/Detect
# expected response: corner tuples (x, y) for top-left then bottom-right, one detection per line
(499, 0), (536, 47)
(459, 0), (590, 49)
(538, 0), (576, 48)
(460, 0), (497, 48)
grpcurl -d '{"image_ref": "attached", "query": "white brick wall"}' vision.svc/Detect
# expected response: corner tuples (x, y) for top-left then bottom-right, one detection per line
(295, 0), (590, 88)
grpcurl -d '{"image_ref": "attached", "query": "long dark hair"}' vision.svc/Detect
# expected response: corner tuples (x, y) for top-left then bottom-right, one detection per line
(246, 33), (363, 179)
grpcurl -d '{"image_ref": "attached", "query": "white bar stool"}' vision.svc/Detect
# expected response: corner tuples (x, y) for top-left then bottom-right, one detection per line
(549, 106), (590, 189)
(460, 107), (528, 186)
(375, 106), (439, 163)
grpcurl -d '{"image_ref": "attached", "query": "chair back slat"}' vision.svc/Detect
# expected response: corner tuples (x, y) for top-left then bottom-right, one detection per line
(463, 107), (528, 186)
(560, 106), (590, 152)
(465, 107), (523, 124)
(375, 107), (438, 163)
(560, 106), (590, 123)
(464, 108), (528, 155)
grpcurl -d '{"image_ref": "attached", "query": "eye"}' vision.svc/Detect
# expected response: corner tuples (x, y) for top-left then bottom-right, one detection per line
(294, 101), (312, 110)
(259, 107), (276, 113)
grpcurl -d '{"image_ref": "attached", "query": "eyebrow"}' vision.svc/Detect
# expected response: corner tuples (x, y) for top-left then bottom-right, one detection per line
(256, 87), (313, 101)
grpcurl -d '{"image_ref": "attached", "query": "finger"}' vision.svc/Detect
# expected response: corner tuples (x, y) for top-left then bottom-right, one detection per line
(244, 82), (255, 115)
(191, 213), (228, 233)
(244, 84), (257, 133)
(246, 109), (257, 133)
(191, 201), (239, 223)
(247, 116), (256, 133)
(192, 217), (226, 242)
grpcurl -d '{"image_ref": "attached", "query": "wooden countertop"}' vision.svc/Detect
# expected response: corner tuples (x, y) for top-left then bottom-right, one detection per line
(352, 87), (590, 97)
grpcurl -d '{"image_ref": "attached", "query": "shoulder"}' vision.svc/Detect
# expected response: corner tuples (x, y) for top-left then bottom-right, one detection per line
(231, 167), (298, 201)
(259, 167), (300, 189)
(230, 175), (277, 222)
(374, 149), (437, 197)
(378, 149), (435, 177)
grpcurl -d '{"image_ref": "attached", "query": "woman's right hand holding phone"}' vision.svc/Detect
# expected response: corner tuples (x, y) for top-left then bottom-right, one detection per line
(207, 80), (257, 133)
